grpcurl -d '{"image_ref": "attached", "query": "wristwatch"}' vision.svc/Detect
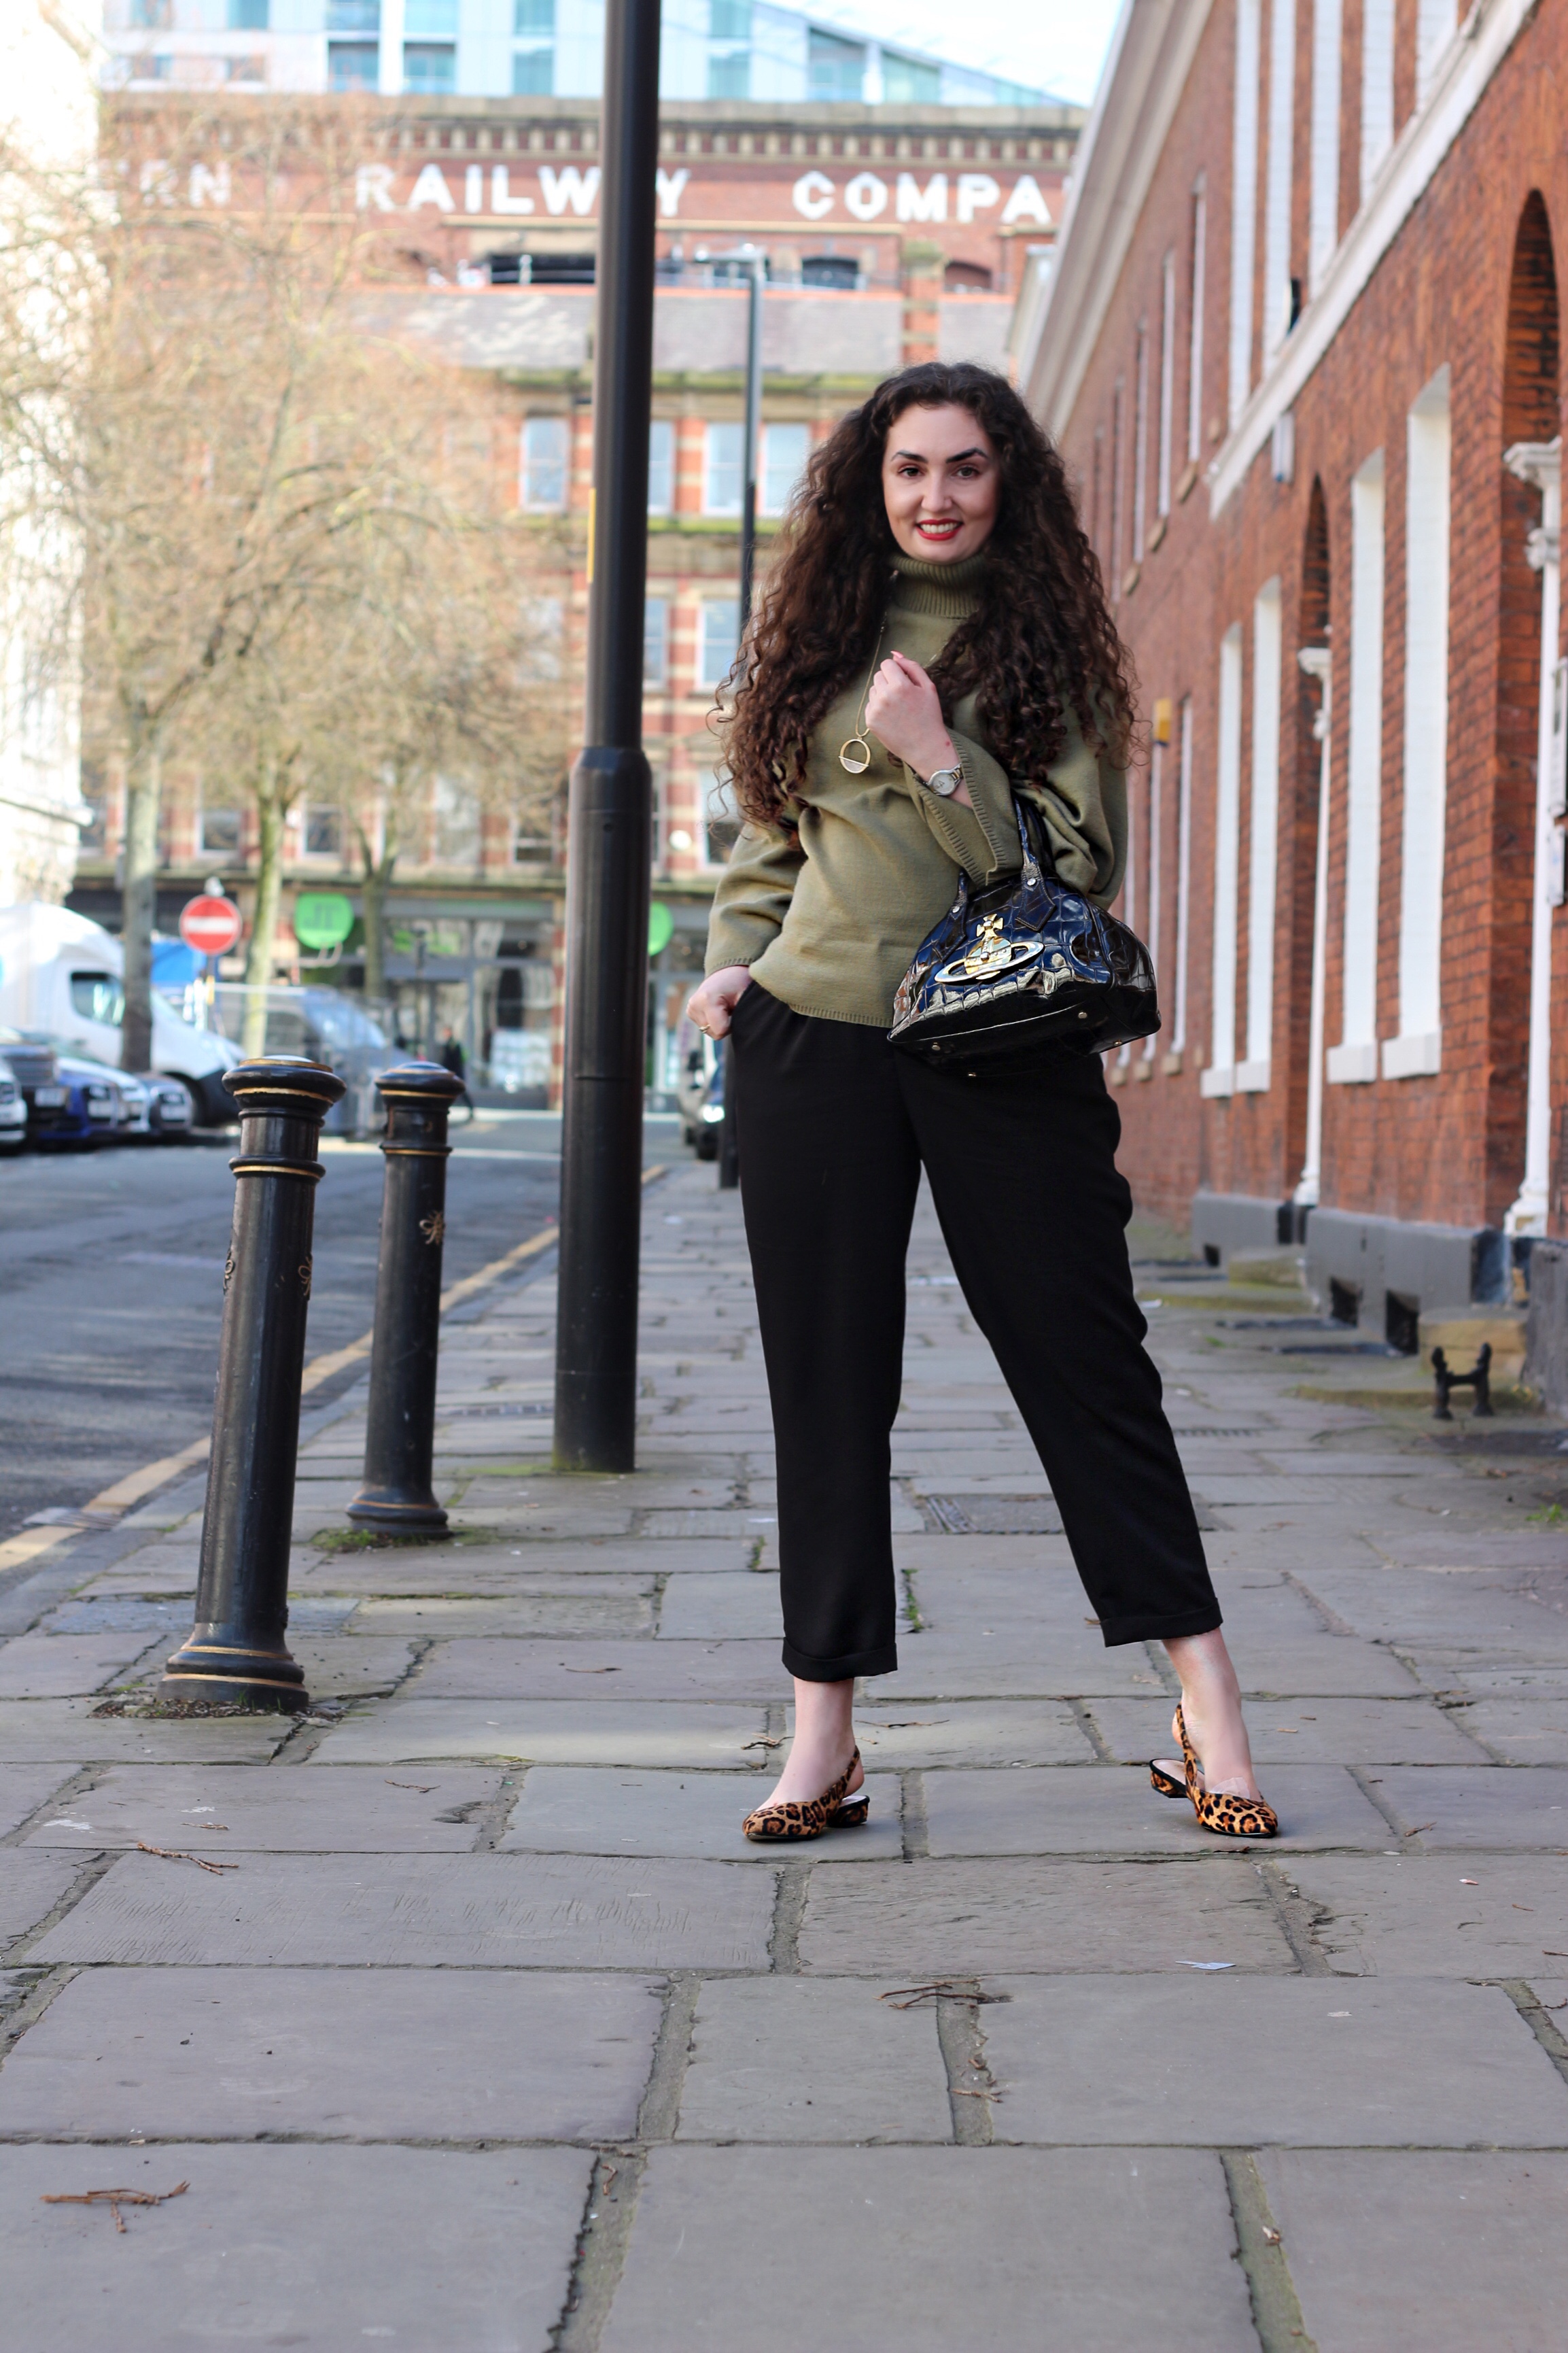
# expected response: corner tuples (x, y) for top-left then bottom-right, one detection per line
(918, 759), (966, 799)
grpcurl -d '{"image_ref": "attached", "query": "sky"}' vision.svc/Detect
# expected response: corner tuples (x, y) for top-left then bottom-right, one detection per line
(813, 0), (1123, 107)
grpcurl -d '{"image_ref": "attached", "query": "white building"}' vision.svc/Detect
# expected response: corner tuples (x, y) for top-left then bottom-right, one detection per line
(100, 0), (1047, 111)
(0, 0), (99, 909)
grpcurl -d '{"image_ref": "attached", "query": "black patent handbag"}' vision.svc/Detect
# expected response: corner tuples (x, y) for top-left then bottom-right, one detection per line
(888, 800), (1160, 1068)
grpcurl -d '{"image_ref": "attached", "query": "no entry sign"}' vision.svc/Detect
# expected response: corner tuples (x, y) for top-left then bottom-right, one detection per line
(179, 893), (243, 959)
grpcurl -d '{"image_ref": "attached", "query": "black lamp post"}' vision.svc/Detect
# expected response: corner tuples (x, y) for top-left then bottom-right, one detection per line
(348, 1061), (466, 1534)
(553, 0), (662, 1474)
(162, 1057), (345, 1711)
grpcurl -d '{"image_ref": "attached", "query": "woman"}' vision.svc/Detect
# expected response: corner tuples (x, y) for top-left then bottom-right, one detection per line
(686, 361), (1276, 1846)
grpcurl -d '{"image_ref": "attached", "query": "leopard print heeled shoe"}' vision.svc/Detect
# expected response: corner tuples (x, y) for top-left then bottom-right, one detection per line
(742, 1747), (867, 1842)
(1174, 1703), (1279, 1840)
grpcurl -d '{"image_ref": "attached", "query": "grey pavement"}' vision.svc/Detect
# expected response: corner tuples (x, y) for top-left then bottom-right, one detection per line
(3, 1164), (1568, 2347)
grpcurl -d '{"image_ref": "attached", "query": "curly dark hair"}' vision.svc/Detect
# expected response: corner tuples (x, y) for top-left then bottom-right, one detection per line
(720, 360), (1134, 829)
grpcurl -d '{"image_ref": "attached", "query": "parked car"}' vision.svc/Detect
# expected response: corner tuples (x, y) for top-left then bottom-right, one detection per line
(0, 1027), (81, 1145)
(43, 1048), (191, 1143)
(49, 1050), (128, 1144)
(676, 1023), (727, 1160)
(141, 1073), (195, 1138)
(0, 903), (242, 1126)
(0, 1054), (25, 1154)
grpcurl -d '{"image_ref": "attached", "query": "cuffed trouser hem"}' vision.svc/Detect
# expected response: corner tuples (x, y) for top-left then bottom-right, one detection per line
(1098, 1601), (1224, 1649)
(782, 1638), (899, 1683)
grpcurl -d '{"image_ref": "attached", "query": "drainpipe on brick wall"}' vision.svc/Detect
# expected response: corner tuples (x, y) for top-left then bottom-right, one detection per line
(1503, 437), (1563, 1239)
(1293, 646), (1331, 1208)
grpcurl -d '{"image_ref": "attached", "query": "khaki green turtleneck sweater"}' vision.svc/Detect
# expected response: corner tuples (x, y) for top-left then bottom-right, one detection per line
(704, 551), (1127, 1027)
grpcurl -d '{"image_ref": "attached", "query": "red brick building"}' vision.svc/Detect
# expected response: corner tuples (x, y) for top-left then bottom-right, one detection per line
(1017, 0), (1568, 1345)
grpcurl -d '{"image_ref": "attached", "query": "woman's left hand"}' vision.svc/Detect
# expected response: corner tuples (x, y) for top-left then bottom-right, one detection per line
(865, 652), (971, 803)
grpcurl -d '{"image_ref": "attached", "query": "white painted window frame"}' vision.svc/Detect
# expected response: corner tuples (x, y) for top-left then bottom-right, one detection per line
(1188, 179), (1207, 467)
(1262, 0), (1296, 360)
(1157, 252), (1177, 517)
(1240, 577), (1283, 1091)
(1327, 449), (1386, 1085)
(1359, 0), (1395, 200)
(1172, 695), (1194, 1059)
(1201, 623), (1245, 1096)
(1228, 0), (1261, 430)
(1384, 365), (1451, 1080)
(1132, 320), (1149, 564)
(1308, 0), (1342, 296)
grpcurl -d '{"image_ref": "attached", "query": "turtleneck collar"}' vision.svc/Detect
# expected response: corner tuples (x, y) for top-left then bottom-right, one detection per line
(887, 548), (988, 618)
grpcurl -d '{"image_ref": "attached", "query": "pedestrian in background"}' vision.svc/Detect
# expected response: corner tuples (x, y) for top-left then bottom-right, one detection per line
(438, 1026), (472, 1123)
(685, 360), (1276, 1844)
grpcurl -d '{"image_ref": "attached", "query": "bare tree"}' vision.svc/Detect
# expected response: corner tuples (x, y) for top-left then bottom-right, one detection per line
(0, 97), (472, 1064)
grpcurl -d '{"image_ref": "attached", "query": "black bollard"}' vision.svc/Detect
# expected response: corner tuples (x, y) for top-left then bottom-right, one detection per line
(347, 1061), (466, 1534)
(162, 1057), (345, 1711)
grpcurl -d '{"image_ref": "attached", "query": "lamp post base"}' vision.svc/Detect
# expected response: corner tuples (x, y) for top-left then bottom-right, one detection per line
(160, 1638), (309, 1713)
(346, 1490), (450, 1535)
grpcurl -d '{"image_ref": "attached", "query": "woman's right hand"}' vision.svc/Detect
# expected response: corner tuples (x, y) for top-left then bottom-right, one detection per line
(686, 965), (753, 1039)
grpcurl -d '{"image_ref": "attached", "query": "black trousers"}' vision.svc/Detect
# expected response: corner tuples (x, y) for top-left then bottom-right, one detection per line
(728, 981), (1221, 1681)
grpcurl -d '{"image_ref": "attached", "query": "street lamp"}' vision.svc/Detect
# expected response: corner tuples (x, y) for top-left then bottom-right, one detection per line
(552, 0), (662, 1474)
(716, 242), (764, 1194)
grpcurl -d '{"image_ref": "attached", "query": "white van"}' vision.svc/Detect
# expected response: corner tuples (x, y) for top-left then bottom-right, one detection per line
(0, 902), (242, 1127)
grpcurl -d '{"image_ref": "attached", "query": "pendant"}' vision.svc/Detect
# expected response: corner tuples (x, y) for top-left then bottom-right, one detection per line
(839, 736), (872, 775)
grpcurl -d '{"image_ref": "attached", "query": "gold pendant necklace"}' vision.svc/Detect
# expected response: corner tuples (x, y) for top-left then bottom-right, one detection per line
(839, 624), (886, 775)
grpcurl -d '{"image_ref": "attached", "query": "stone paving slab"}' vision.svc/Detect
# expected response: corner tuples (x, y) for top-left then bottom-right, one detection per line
(313, 1698), (767, 1767)
(1417, 1660), (1568, 1695)
(1361, 1765), (1568, 1847)
(75, 1562), (199, 1597)
(499, 1766), (902, 1861)
(1257, 2150), (1568, 2353)
(655, 1573), (785, 1640)
(0, 1851), (86, 1950)
(0, 1630), (161, 1697)
(676, 1978), (952, 2142)
(456, 1474), (740, 1511)
(850, 1700), (1095, 1767)
(0, 1965), (662, 2141)
(0, 1759), (77, 1836)
(292, 1539), (745, 1593)
(22, 1763), (503, 1851)
(920, 1764), (1393, 1853)
(599, 2145), (1257, 2353)
(980, 1977), (1568, 2145)
(903, 1561), (1103, 1624)
(638, 1509), (782, 1540)
(798, 1857), (1293, 1974)
(414, 1638), (789, 1702)
(1083, 1693), (1485, 1765)
(39, 1596), (198, 1636)
(2, 2142), (590, 2353)
(1291, 1564), (1568, 1647)
(1281, 1853), (1568, 1974)
(1372, 1530), (1568, 1568)
(0, 1700), (289, 1763)
(1223, 1634), (1425, 1696)
(1450, 1699), (1568, 1762)
(350, 1592), (656, 1638)
(29, 1849), (776, 1969)
(868, 1631), (1167, 1698)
